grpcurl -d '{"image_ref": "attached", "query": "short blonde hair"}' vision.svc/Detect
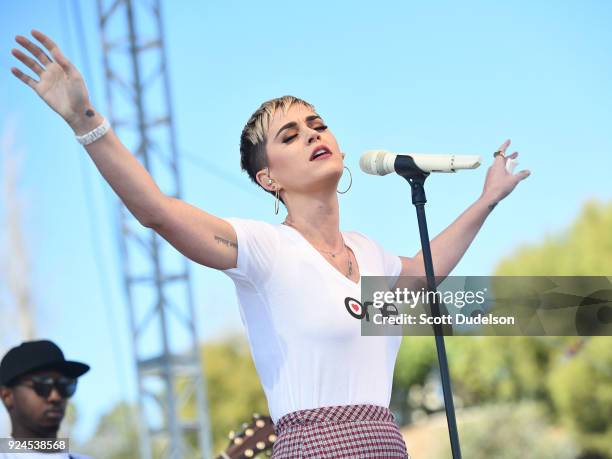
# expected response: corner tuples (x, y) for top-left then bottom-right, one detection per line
(240, 95), (316, 204)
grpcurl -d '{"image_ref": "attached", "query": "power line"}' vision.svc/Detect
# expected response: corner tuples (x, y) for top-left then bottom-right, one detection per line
(178, 147), (270, 204)
(96, 1), (213, 456)
(60, 0), (133, 419)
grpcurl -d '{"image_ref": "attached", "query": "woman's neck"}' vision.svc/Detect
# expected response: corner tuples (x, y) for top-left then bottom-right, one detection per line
(284, 191), (342, 250)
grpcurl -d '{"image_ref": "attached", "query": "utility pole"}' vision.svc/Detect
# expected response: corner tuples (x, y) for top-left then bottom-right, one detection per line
(96, 1), (212, 457)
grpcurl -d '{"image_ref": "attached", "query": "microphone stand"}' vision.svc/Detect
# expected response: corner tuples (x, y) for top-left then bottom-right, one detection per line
(395, 156), (462, 459)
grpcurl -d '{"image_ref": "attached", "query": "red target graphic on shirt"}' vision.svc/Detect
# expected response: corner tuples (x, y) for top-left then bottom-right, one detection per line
(345, 297), (366, 319)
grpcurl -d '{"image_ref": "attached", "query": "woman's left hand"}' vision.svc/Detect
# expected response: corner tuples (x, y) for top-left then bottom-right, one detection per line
(480, 139), (531, 205)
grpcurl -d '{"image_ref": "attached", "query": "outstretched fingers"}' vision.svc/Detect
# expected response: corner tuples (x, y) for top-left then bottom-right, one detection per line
(31, 29), (73, 74)
(515, 169), (531, 181)
(497, 139), (511, 154)
(11, 48), (44, 76)
(505, 151), (530, 182)
(11, 66), (37, 89)
(15, 34), (52, 66)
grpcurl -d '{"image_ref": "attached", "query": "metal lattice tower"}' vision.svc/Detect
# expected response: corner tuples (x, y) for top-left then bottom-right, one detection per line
(96, 0), (212, 457)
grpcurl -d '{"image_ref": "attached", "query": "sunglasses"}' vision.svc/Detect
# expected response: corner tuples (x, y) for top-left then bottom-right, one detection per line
(18, 376), (77, 399)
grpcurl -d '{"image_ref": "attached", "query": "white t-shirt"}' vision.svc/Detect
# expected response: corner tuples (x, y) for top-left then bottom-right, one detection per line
(221, 217), (403, 423)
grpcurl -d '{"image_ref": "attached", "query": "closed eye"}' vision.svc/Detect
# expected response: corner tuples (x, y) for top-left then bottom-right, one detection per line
(283, 125), (328, 143)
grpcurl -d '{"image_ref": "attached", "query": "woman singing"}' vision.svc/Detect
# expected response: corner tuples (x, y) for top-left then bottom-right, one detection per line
(10, 30), (530, 458)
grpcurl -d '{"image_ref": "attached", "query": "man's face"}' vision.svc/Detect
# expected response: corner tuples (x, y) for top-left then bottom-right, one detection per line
(0, 369), (73, 435)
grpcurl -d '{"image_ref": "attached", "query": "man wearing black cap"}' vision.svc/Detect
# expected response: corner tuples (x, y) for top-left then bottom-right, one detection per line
(0, 340), (91, 458)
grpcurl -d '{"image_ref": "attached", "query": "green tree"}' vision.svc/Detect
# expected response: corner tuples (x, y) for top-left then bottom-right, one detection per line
(391, 336), (438, 422)
(394, 337), (438, 389)
(445, 336), (567, 407)
(82, 335), (268, 458)
(495, 199), (612, 276)
(548, 337), (612, 457)
(490, 198), (612, 457)
(436, 402), (578, 459)
(79, 402), (141, 459)
(185, 335), (268, 455)
(410, 199), (611, 457)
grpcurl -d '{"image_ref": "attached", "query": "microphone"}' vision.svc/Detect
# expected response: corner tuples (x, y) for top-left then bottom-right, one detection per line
(360, 150), (482, 176)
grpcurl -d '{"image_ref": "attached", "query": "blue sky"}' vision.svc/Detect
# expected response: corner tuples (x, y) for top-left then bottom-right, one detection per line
(1, 0), (610, 442)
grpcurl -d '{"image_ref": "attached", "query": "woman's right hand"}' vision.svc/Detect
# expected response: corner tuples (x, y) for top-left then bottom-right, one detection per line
(11, 30), (92, 131)
(10, 30), (240, 273)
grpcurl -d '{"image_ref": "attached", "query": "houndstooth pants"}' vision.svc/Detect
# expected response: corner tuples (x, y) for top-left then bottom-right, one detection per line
(271, 404), (411, 458)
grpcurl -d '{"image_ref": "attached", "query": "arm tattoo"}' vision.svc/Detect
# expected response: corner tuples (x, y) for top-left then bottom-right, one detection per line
(85, 109), (95, 117)
(488, 202), (498, 212)
(214, 235), (237, 249)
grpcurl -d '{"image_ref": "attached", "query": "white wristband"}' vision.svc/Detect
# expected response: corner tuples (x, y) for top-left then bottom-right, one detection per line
(75, 117), (111, 145)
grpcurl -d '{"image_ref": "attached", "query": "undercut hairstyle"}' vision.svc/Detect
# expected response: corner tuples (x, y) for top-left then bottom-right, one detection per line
(240, 95), (316, 205)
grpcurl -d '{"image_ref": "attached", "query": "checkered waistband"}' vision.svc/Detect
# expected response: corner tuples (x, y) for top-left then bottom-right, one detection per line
(275, 404), (396, 435)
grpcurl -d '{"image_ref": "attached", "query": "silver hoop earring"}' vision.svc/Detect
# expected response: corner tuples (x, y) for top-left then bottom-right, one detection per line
(337, 166), (352, 194)
(274, 188), (280, 215)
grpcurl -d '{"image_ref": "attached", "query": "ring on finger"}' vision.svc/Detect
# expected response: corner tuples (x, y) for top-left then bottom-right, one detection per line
(493, 150), (505, 158)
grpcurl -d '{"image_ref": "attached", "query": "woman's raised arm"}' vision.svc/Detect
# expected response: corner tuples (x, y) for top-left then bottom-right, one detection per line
(11, 30), (238, 270)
